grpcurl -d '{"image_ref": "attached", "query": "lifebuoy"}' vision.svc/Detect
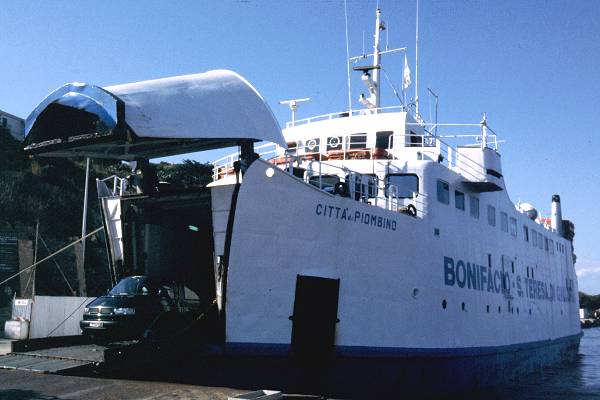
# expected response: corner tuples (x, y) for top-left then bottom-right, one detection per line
(328, 137), (341, 149)
(406, 204), (417, 217)
(400, 204), (417, 217)
(306, 139), (318, 151)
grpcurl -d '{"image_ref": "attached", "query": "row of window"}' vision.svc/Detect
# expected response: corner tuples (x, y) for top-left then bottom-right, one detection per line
(289, 131), (436, 154)
(308, 173), (420, 199)
(436, 179), (566, 256)
(437, 180), (480, 218)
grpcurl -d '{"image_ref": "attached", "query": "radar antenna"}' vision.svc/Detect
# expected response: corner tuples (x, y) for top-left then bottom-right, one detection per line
(279, 98), (310, 127)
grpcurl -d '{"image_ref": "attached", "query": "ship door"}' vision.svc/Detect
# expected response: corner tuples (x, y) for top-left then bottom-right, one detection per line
(290, 275), (340, 359)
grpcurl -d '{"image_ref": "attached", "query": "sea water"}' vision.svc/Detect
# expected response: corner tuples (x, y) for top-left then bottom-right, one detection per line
(494, 327), (600, 399)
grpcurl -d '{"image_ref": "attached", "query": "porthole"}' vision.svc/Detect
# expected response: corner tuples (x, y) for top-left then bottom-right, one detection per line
(442, 300), (447, 309)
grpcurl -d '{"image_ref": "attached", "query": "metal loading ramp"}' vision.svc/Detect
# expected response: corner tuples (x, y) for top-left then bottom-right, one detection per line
(0, 344), (106, 373)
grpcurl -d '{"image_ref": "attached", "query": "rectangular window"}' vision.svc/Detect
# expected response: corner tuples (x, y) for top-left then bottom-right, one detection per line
(469, 195), (479, 219)
(1, 117), (6, 127)
(538, 232), (544, 249)
(386, 174), (419, 198)
(406, 130), (423, 147)
(550, 239), (554, 254)
(304, 138), (320, 153)
(510, 217), (517, 237)
(523, 225), (529, 242)
(500, 212), (508, 232)
(437, 180), (449, 205)
(375, 131), (394, 149)
(487, 205), (496, 226)
(544, 237), (549, 251)
(308, 174), (339, 191)
(348, 133), (367, 149)
(532, 229), (537, 247)
(326, 136), (343, 151)
(455, 190), (465, 211)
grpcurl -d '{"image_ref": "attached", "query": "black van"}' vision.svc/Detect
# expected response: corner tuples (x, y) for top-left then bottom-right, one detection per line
(80, 276), (177, 340)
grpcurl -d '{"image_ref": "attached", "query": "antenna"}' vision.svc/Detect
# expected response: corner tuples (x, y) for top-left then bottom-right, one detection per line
(415, 0), (420, 120)
(344, 0), (352, 114)
(372, 8), (384, 109)
(279, 98), (310, 126)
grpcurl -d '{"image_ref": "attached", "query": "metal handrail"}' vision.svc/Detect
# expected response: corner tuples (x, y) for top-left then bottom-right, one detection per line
(100, 175), (128, 196)
(284, 105), (404, 128)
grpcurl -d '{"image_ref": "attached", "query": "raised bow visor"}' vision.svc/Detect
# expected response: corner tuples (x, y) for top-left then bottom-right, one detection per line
(24, 70), (285, 160)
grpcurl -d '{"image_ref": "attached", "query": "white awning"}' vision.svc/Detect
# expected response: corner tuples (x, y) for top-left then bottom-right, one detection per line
(105, 70), (283, 145)
(24, 70), (284, 159)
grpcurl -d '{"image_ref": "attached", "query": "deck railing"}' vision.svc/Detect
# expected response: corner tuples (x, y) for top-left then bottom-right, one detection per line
(284, 105), (404, 128)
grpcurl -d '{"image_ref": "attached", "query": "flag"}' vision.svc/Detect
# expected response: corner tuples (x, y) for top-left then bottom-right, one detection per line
(403, 54), (411, 90)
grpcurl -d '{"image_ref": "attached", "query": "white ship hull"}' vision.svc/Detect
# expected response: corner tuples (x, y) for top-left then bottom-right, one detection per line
(191, 160), (578, 396)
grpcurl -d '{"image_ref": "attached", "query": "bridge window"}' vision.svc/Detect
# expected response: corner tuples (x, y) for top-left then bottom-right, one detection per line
(544, 237), (549, 252)
(406, 130), (423, 147)
(437, 180), (449, 204)
(549, 239), (554, 254)
(455, 190), (465, 211)
(523, 225), (529, 242)
(510, 217), (517, 237)
(326, 136), (343, 151)
(304, 138), (320, 153)
(1, 117), (6, 127)
(387, 174), (419, 198)
(348, 133), (367, 149)
(538, 232), (544, 249)
(532, 229), (537, 247)
(469, 195), (479, 219)
(487, 205), (496, 226)
(500, 212), (508, 232)
(376, 131), (394, 149)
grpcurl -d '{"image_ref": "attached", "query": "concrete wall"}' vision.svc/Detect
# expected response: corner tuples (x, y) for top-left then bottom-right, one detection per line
(29, 296), (94, 338)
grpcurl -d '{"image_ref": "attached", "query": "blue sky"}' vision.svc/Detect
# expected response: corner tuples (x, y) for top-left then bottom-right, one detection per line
(1, 1), (599, 293)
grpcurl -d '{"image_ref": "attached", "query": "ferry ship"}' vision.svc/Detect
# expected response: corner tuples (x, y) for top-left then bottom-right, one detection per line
(22, 7), (581, 398)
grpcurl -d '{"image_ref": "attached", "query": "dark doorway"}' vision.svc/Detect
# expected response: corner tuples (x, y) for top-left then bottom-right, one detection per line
(290, 275), (340, 359)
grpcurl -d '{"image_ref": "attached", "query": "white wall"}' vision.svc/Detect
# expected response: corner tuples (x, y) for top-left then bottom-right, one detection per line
(29, 296), (94, 338)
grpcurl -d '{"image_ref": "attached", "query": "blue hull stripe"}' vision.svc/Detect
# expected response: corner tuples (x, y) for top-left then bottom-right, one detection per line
(213, 331), (583, 358)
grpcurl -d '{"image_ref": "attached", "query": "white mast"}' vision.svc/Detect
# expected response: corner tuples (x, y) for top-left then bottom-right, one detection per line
(351, 8), (403, 111)
(344, 0), (352, 114)
(372, 8), (383, 109)
(415, 0), (420, 119)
